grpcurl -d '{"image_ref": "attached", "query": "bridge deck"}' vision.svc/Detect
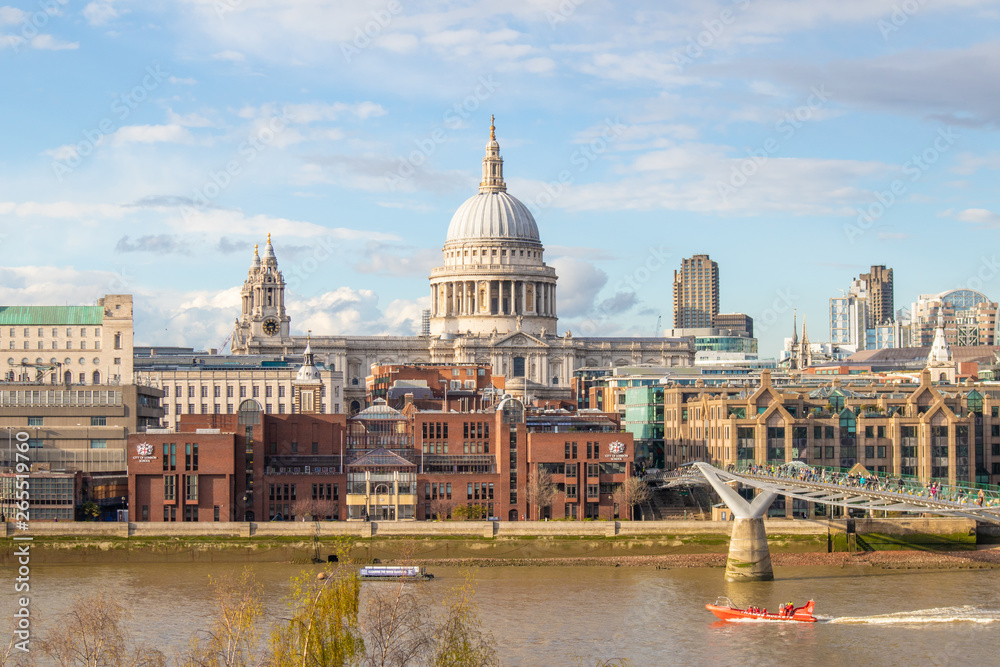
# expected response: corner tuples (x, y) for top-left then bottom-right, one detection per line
(650, 463), (1000, 525)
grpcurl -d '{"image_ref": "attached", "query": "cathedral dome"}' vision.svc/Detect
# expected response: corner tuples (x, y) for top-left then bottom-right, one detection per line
(446, 191), (539, 243)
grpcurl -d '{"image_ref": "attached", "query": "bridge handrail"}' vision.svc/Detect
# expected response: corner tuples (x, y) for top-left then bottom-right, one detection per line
(727, 462), (1000, 509)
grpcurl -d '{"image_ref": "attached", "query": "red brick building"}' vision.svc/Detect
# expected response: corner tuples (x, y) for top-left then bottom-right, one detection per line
(128, 394), (634, 523)
(128, 430), (239, 522)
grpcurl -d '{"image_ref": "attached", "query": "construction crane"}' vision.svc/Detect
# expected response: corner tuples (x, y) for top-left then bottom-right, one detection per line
(218, 332), (233, 354)
(653, 315), (662, 337)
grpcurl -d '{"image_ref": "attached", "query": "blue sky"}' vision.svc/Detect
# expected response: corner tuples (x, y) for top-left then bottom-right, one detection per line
(2, 0), (1000, 356)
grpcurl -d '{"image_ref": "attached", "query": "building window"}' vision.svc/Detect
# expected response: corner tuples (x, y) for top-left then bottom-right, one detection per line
(164, 475), (176, 501)
(90, 439), (107, 449)
(186, 475), (198, 501)
(91, 416), (106, 426)
(278, 385), (285, 398)
(27, 417), (42, 426)
(214, 506), (220, 522)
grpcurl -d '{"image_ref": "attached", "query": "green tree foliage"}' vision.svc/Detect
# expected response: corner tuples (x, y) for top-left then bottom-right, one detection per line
(267, 569), (364, 667)
(431, 576), (500, 667)
(183, 567), (265, 667)
(79, 501), (100, 521)
(450, 504), (488, 521)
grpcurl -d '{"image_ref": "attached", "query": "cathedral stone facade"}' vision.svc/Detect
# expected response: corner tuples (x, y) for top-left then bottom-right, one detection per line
(231, 120), (693, 412)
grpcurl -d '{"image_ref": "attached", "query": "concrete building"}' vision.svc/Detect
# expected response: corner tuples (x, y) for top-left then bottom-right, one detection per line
(0, 295), (134, 386)
(672, 254), (719, 329)
(0, 382), (163, 473)
(662, 370), (1000, 492)
(911, 290), (998, 348)
(230, 120), (694, 406)
(133, 346), (345, 431)
(713, 313), (754, 338)
(861, 265), (894, 325)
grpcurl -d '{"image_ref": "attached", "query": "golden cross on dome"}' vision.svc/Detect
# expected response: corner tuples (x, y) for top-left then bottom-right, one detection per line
(254, 243), (258, 255)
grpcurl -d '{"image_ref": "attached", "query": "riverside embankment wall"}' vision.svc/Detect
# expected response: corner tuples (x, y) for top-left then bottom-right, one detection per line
(1, 518), (980, 564)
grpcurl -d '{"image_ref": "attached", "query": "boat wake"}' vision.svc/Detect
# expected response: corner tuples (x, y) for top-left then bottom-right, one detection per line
(826, 605), (1000, 625)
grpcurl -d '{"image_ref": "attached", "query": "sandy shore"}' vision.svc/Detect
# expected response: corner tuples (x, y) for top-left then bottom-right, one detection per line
(413, 549), (1000, 570)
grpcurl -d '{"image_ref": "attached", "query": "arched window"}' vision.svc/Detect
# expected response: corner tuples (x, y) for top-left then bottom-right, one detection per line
(237, 399), (262, 426)
(92, 371), (101, 384)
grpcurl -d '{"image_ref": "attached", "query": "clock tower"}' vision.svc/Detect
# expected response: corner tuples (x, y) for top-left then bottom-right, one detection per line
(231, 234), (292, 353)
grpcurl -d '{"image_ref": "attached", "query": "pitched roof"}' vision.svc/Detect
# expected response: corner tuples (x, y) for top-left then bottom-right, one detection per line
(0, 306), (104, 326)
(348, 447), (415, 468)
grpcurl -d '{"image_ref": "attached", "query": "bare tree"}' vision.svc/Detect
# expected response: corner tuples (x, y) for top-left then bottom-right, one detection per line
(314, 499), (340, 520)
(431, 576), (499, 667)
(292, 499), (320, 521)
(182, 567), (265, 667)
(360, 583), (430, 667)
(525, 466), (556, 520)
(612, 477), (652, 521)
(428, 497), (455, 520)
(39, 592), (165, 666)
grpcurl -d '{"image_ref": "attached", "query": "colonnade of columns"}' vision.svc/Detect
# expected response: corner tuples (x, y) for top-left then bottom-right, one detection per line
(431, 279), (556, 319)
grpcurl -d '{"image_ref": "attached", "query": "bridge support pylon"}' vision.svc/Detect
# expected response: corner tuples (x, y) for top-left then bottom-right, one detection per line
(691, 463), (777, 583)
(726, 517), (773, 582)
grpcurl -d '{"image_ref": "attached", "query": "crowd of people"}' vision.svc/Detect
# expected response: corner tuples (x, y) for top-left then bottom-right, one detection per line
(728, 463), (1000, 508)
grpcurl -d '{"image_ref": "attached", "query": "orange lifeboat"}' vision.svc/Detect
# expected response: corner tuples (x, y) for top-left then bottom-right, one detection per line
(706, 597), (818, 623)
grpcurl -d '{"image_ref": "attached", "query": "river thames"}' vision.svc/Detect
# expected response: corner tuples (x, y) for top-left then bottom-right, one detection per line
(6, 562), (999, 666)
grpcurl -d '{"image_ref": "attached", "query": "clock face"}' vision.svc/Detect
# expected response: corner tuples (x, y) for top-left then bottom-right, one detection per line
(263, 319), (280, 336)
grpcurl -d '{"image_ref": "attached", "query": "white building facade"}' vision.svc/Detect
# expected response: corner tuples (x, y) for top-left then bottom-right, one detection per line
(230, 121), (694, 410)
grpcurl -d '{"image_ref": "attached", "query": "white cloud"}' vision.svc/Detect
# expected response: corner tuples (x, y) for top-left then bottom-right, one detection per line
(956, 208), (1000, 226)
(0, 201), (127, 219)
(83, 1), (120, 26)
(548, 257), (608, 318)
(111, 124), (194, 146)
(211, 49), (245, 62)
(167, 109), (215, 128)
(0, 7), (26, 25)
(29, 34), (79, 50)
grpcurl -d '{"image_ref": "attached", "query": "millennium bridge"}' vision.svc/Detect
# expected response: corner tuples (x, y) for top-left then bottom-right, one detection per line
(648, 462), (1000, 582)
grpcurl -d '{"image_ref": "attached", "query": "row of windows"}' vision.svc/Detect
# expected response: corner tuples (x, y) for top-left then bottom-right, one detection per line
(25, 416), (106, 426)
(166, 384), (318, 399)
(446, 248), (540, 259)
(425, 482), (452, 500)
(562, 441), (605, 460)
(161, 443), (199, 472)
(162, 474), (198, 501)
(6, 357), (121, 366)
(5, 328), (101, 337)
(9, 340), (101, 350)
(422, 422), (449, 440)
(169, 403), (330, 415)
(269, 483), (297, 501)
(462, 421), (489, 439)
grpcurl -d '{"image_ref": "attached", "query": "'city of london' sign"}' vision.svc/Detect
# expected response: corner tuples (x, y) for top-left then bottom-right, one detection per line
(133, 442), (156, 462)
(606, 441), (627, 460)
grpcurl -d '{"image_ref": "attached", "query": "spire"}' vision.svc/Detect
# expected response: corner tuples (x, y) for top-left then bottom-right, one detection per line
(263, 233), (276, 262)
(801, 317), (809, 345)
(791, 309), (798, 345)
(479, 115), (506, 194)
(252, 243), (261, 267)
(929, 313), (952, 364)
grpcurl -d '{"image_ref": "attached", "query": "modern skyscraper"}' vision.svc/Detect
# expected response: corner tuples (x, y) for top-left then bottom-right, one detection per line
(673, 254), (719, 329)
(860, 265), (894, 325)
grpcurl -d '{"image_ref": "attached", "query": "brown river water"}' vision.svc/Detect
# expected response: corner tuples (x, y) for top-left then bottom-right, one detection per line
(5, 562), (1000, 666)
